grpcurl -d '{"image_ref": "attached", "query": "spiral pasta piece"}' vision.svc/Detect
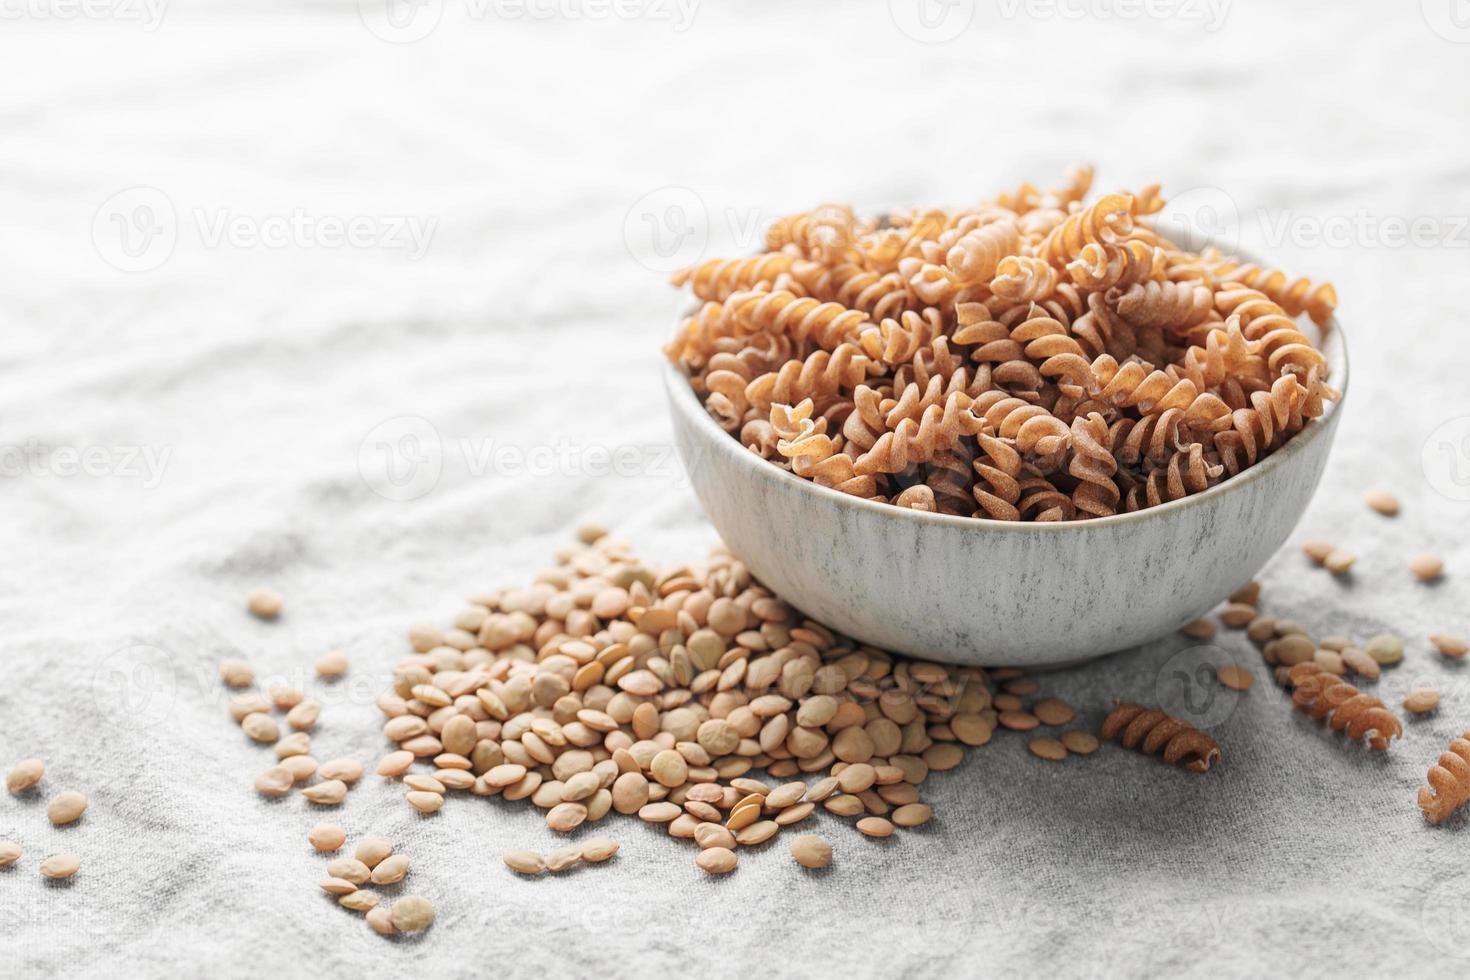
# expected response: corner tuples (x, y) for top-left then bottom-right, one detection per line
(672, 253), (798, 301)
(1123, 444), (1222, 511)
(1285, 663), (1402, 750)
(1212, 373), (1309, 476)
(1101, 702), (1222, 772)
(744, 343), (872, 412)
(1198, 256), (1338, 326)
(1213, 285), (1327, 379)
(853, 391), (983, 476)
(1114, 280), (1216, 333)
(1069, 412), (1120, 518)
(771, 400), (876, 498)
(1089, 355), (1231, 426)
(1066, 239), (1164, 292)
(989, 255), (1059, 304)
(1010, 311), (1094, 397)
(946, 220), (1021, 288)
(971, 432), (1023, 521)
(1038, 194), (1135, 268)
(766, 204), (859, 262)
(1419, 732), (1470, 825)
(723, 289), (879, 354)
(973, 391), (1072, 464)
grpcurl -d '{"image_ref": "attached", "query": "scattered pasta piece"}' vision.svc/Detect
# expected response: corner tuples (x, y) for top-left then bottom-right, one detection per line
(1100, 703), (1221, 772)
(1419, 732), (1470, 824)
(1323, 549), (1356, 574)
(1284, 663), (1402, 750)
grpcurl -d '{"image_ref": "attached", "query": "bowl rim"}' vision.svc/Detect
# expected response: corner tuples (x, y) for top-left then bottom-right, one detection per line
(664, 257), (1349, 534)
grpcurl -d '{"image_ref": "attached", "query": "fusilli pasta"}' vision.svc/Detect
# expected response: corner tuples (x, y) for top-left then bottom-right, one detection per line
(1100, 702), (1222, 772)
(1419, 732), (1470, 825)
(1285, 663), (1402, 750)
(666, 168), (1339, 521)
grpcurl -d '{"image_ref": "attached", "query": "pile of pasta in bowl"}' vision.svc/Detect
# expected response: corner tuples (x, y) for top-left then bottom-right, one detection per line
(663, 167), (1340, 521)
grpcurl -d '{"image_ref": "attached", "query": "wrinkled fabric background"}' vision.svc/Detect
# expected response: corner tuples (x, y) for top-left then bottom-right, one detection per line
(2, 2), (1469, 977)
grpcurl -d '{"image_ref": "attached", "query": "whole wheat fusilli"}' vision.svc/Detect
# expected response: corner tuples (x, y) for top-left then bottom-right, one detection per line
(665, 168), (1339, 520)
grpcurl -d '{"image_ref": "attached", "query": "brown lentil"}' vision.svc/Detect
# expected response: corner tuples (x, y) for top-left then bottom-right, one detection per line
(1403, 688), (1440, 714)
(695, 847), (737, 874)
(7, 759), (44, 794)
(1033, 699), (1075, 726)
(1409, 554), (1444, 582)
(855, 817), (894, 838)
(246, 587), (283, 619)
(1027, 737), (1067, 762)
(390, 896), (434, 933)
(1216, 665), (1254, 691)
(1060, 731), (1098, 755)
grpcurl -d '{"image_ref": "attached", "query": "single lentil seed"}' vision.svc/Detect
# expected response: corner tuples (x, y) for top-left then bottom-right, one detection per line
(315, 650), (349, 678)
(40, 854), (80, 880)
(503, 850), (545, 875)
(340, 891), (378, 913)
(47, 791), (87, 826)
(1027, 737), (1067, 762)
(406, 791), (443, 814)
(1431, 633), (1468, 658)
(790, 834), (832, 869)
(309, 825), (346, 852)
(370, 854), (411, 885)
(390, 896), (434, 933)
(695, 847), (737, 874)
(1364, 489), (1399, 516)
(1060, 731), (1098, 755)
(246, 587), (283, 619)
(1181, 619), (1217, 639)
(218, 658), (255, 688)
(6, 759), (44, 794)
(366, 906), (398, 936)
(855, 817), (894, 838)
(1216, 665), (1254, 691)
(1365, 634), (1404, 665)
(580, 837), (619, 862)
(1032, 699), (1075, 726)
(998, 711), (1039, 731)
(1409, 554), (1444, 582)
(1403, 689), (1440, 714)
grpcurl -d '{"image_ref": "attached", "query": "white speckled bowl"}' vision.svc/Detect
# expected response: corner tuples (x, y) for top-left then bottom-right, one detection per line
(665, 313), (1347, 667)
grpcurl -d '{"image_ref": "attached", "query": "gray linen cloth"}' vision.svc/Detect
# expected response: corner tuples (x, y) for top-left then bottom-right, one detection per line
(2, 2), (1468, 977)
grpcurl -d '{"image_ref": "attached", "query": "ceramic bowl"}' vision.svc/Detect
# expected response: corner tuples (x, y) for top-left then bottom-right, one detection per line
(664, 309), (1348, 667)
